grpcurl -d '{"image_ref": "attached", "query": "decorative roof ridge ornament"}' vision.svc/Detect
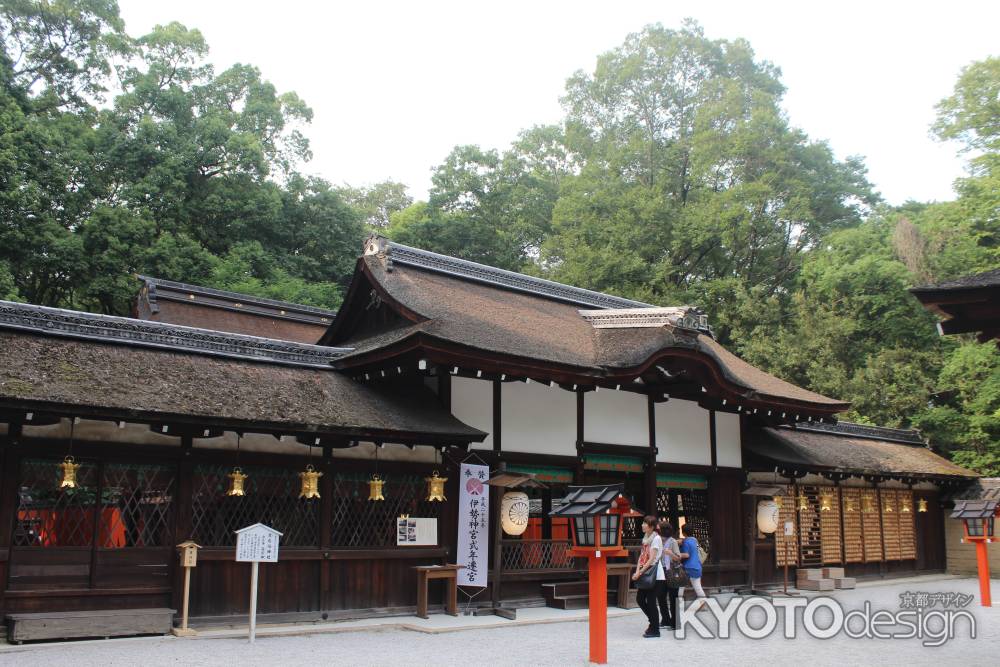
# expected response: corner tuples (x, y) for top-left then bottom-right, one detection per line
(375, 236), (650, 310)
(0, 299), (353, 369)
(578, 306), (711, 335)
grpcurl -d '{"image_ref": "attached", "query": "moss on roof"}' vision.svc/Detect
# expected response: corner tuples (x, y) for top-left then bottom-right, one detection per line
(0, 331), (484, 443)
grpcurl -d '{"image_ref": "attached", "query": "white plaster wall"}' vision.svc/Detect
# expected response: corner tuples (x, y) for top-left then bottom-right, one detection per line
(715, 411), (742, 468)
(654, 399), (710, 466)
(584, 389), (648, 447)
(501, 381), (576, 457)
(450, 376), (493, 450)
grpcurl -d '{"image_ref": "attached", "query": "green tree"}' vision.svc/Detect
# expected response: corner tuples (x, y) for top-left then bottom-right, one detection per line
(543, 21), (875, 303)
(0, 0), (128, 111)
(338, 181), (412, 230)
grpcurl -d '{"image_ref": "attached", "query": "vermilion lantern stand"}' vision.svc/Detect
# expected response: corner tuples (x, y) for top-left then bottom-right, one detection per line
(550, 484), (638, 665)
(951, 499), (999, 607)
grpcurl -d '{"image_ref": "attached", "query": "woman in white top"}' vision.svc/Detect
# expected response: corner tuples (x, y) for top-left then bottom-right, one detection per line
(632, 515), (665, 638)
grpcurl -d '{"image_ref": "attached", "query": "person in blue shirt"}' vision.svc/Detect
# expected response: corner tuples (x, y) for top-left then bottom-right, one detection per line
(678, 523), (707, 609)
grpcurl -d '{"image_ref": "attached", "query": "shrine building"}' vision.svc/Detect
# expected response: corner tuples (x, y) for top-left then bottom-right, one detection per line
(0, 235), (979, 624)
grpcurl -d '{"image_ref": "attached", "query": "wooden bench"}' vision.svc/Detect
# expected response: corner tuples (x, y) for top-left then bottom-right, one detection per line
(607, 563), (637, 609)
(6, 608), (175, 644)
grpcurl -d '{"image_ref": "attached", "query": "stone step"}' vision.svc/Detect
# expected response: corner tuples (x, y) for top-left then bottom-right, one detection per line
(796, 578), (835, 591)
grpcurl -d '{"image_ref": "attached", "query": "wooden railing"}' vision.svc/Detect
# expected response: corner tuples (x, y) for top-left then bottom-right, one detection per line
(500, 539), (575, 571)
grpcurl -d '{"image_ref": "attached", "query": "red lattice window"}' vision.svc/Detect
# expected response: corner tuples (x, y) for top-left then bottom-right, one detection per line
(100, 463), (176, 548)
(14, 458), (99, 547)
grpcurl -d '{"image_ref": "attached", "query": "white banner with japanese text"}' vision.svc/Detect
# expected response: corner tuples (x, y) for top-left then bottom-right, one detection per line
(456, 463), (490, 587)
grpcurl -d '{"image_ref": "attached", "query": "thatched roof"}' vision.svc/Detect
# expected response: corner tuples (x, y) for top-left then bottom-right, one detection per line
(910, 268), (1000, 345)
(328, 240), (846, 412)
(746, 423), (977, 479)
(0, 330), (484, 444)
(136, 275), (336, 343)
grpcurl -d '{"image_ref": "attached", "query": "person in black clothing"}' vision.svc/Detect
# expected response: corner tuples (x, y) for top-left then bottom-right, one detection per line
(632, 515), (664, 638)
(657, 520), (682, 630)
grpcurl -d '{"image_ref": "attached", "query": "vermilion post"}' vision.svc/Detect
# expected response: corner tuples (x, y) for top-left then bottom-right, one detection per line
(976, 541), (991, 607)
(588, 554), (608, 664)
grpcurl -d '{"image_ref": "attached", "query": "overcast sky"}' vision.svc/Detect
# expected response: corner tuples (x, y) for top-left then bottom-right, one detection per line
(118, 0), (998, 205)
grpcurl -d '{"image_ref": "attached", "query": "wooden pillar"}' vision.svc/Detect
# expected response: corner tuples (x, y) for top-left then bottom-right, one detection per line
(88, 458), (105, 589)
(492, 380), (501, 455)
(439, 372), (452, 411)
(793, 479), (802, 570)
(709, 410), (718, 471)
(490, 384), (503, 609)
(0, 420), (23, 614)
(174, 435), (195, 543)
(319, 445), (333, 611)
(836, 480), (846, 566)
(875, 483), (887, 577)
(645, 395), (657, 516)
(173, 434), (195, 613)
(542, 489), (553, 540)
(575, 391), (585, 484)
(490, 481), (503, 609)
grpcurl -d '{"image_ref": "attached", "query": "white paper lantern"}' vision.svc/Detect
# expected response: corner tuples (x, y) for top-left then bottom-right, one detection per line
(500, 491), (530, 536)
(756, 499), (780, 534)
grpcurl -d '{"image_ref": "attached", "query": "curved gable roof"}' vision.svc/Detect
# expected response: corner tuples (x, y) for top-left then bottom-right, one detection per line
(326, 239), (848, 414)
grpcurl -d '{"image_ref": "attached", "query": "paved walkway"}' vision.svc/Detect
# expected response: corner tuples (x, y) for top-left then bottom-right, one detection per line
(1, 574), (996, 666)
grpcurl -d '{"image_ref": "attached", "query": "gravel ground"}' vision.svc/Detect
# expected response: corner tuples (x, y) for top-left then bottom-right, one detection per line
(2, 577), (997, 667)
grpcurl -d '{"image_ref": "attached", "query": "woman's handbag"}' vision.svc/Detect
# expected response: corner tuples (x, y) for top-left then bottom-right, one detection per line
(635, 565), (657, 590)
(665, 563), (689, 587)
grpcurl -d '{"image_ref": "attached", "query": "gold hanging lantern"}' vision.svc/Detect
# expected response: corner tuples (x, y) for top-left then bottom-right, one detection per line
(59, 456), (80, 489)
(368, 474), (385, 501)
(299, 464), (322, 499)
(844, 496), (856, 512)
(917, 498), (928, 513)
(425, 470), (447, 502)
(884, 499), (894, 513)
(773, 493), (784, 510)
(862, 495), (875, 514)
(820, 492), (833, 512)
(797, 493), (808, 511)
(901, 498), (912, 513)
(226, 467), (248, 497)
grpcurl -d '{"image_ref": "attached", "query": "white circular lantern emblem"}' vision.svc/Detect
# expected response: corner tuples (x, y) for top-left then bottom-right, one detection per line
(757, 500), (780, 534)
(500, 491), (530, 536)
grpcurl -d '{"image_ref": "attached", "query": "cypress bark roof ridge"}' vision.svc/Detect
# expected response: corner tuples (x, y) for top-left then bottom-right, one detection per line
(378, 238), (654, 310)
(0, 299), (351, 368)
(792, 420), (925, 445)
(138, 274), (339, 320)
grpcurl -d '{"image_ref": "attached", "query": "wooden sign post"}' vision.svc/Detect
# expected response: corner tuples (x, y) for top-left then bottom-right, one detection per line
(172, 541), (201, 636)
(235, 523), (282, 643)
(783, 520), (794, 595)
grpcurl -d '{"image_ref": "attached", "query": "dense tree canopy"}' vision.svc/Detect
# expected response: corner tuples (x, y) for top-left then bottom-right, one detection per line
(0, 0), (362, 312)
(0, 6), (996, 472)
